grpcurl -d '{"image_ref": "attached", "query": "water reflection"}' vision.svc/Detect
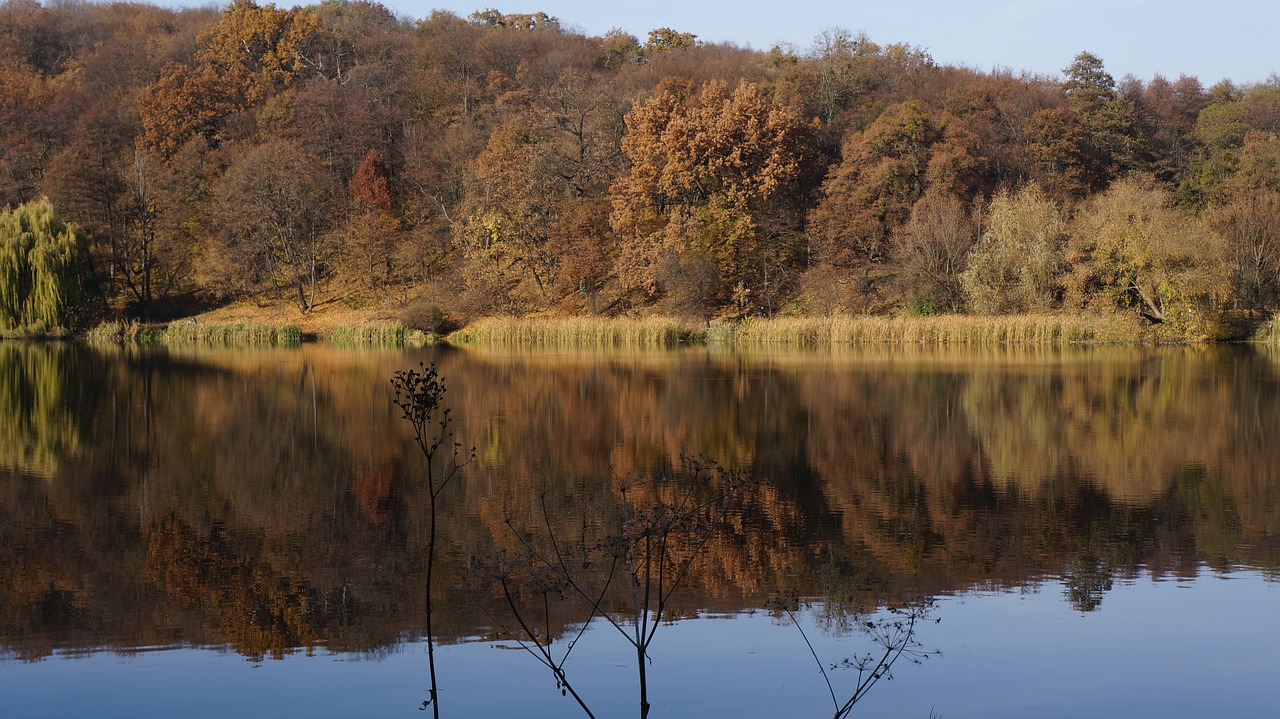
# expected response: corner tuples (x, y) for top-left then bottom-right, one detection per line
(0, 343), (95, 478)
(1, 343), (1279, 665)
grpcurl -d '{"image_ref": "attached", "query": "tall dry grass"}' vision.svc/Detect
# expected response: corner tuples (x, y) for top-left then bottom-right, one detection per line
(448, 316), (703, 349)
(84, 320), (302, 347)
(154, 321), (302, 347)
(724, 314), (1140, 347)
(328, 322), (430, 348)
(83, 319), (145, 344)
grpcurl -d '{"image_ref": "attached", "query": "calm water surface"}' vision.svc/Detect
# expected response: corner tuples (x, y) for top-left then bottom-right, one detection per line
(2, 342), (1279, 717)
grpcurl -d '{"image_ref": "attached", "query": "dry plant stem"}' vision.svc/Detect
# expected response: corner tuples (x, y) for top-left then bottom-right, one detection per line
(835, 634), (903, 719)
(466, 542), (619, 719)
(505, 514), (632, 639)
(504, 461), (751, 719)
(392, 363), (474, 719)
(784, 606), (839, 710)
(785, 601), (933, 719)
(498, 578), (598, 719)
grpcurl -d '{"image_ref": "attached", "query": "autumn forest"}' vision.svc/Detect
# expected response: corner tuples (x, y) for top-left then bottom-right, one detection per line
(3, 0), (1280, 338)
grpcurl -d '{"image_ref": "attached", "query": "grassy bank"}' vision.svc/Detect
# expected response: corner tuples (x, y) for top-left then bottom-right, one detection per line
(84, 319), (436, 348)
(0, 327), (73, 340)
(448, 316), (703, 349)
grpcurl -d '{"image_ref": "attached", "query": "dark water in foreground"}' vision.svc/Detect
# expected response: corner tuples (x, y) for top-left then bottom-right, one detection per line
(2, 342), (1279, 717)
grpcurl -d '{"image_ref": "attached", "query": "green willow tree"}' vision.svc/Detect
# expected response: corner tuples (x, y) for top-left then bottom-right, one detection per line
(0, 198), (86, 333)
(959, 185), (1065, 314)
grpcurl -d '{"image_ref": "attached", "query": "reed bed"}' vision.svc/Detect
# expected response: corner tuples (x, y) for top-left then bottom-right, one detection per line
(154, 321), (301, 347)
(328, 322), (430, 348)
(84, 320), (302, 346)
(449, 316), (703, 349)
(83, 319), (145, 344)
(725, 314), (1135, 347)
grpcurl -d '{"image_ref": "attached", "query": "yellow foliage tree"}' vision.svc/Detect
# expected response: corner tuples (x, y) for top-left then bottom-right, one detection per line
(1067, 177), (1229, 331)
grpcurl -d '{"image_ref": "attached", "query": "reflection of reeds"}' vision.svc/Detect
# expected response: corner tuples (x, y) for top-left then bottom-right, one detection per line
(725, 314), (1139, 347)
(448, 316), (703, 348)
(329, 323), (430, 348)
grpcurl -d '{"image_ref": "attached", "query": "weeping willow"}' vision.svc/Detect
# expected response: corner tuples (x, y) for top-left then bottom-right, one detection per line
(0, 198), (86, 333)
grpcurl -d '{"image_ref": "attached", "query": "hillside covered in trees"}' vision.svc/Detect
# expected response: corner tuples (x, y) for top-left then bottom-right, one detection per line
(3, 0), (1280, 338)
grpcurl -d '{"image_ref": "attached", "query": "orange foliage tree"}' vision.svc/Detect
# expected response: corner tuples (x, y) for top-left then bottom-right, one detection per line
(610, 80), (817, 317)
(138, 0), (321, 156)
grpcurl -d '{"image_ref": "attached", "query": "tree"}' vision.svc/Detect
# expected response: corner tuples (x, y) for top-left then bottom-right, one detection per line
(773, 28), (932, 151)
(193, 0), (321, 100)
(1025, 107), (1101, 201)
(1066, 177), (1228, 330)
(118, 147), (168, 310)
(0, 34), (63, 206)
(213, 140), (338, 313)
(808, 100), (984, 312)
(644, 27), (697, 53)
(456, 117), (568, 313)
(138, 0), (323, 156)
(1228, 130), (1280, 194)
(610, 80), (816, 316)
(1061, 51), (1146, 178)
(337, 149), (404, 300)
(800, 28), (877, 128)
(960, 185), (1064, 314)
(892, 191), (976, 314)
(1131, 74), (1208, 183)
(1208, 188), (1280, 312)
(470, 9), (560, 32)
(138, 62), (246, 157)
(0, 198), (86, 332)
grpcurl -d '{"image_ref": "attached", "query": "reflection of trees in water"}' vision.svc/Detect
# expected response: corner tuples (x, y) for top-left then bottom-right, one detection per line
(795, 349), (1280, 592)
(1064, 555), (1114, 612)
(0, 343), (95, 477)
(4, 345), (1280, 660)
(144, 514), (354, 660)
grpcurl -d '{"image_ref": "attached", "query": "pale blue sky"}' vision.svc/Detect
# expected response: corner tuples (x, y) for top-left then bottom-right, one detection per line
(163, 0), (1278, 85)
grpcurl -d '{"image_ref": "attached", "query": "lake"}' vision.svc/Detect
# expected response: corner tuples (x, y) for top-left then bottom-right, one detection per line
(2, 342), (1279, 718)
